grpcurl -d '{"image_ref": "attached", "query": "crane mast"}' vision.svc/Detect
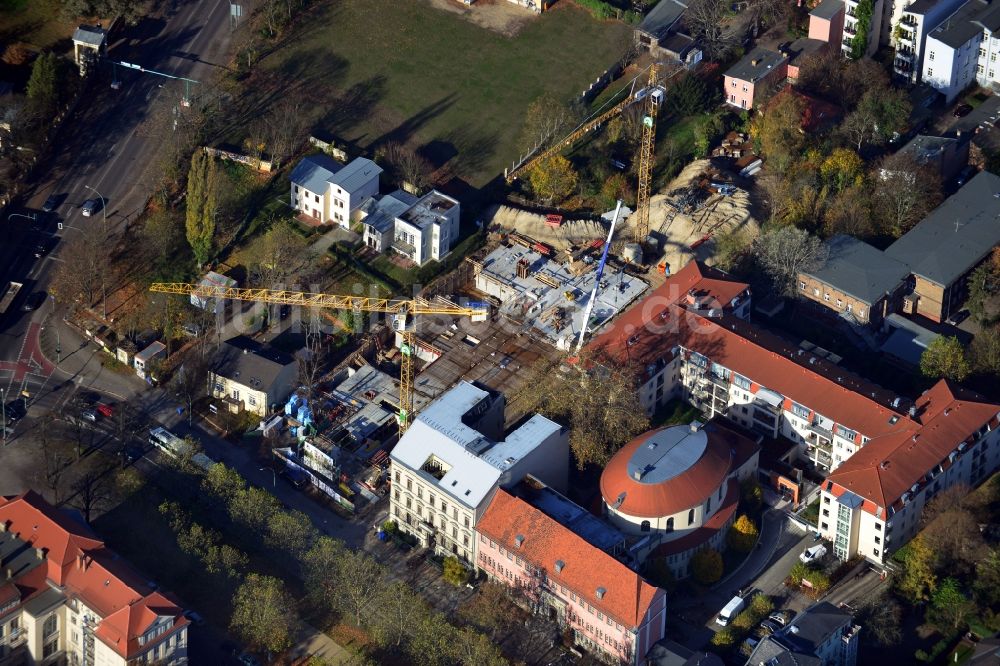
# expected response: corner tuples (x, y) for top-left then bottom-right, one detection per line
(633, 62), (660, 245)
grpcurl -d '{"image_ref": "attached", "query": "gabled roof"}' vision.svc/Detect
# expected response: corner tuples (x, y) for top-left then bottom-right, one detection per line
(827, 381), (1000, 509)
(638, 0), (689, 39)
(289, 154), (343, 194)
(974, 0), (1000, 32)
(0, 492), (186, 659)
(927, 0), (990, 48)
(327, 157), (382, 194)
(478, 489), (661, 628)
(213, 336), (295, 392)
(803, 235), (910, 305)
(72, 25), (106, 47)
(886, 170), (1000, 286)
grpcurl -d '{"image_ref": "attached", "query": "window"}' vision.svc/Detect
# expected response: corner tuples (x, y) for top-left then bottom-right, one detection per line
(846, 303), (853, 313)
(875, 522), (882, 531)
(858, 308), (866, 318)
(641, 520), (650, 532)
(731, 80), (736, 87)
(980, 47), (987, 57)
(991, 70), (996, 78)
(734, 374), (751, 390)
(822, 509), (829, 517)
(835, 425), (857, 441)
(823, 293), (830, 301)
(993, 53), (998, 61)
(248, 395), (256, 406)
(875, 536), (881, 544)
(43, 615), (57, 639)
(929, 52), (935, 61)
(792, 402), (810, 418)
(813, 288), (820, 296)
(666, 517), (674, 532)
(873, 548), (880, 556)
(706, 497), (712, 513)
(294, 185), (299, 193)
(836, 299), (843, 307)
(927, 68), (933, 76)
(799, 281), (806, 290)
(43, 639), (59, 659)
(231, 389), (239, 400)
(314, 194), (319, 203)
(823, 496), (830, 504)
(688, 509), (695, 525)
(979, 65), (985, 73)
(821, 522), (828, 530)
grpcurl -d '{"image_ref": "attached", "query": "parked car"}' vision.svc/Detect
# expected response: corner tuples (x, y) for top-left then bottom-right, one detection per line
(237, 653), (261, 666)
(79, 390), (102, 406)
(21, 292), (46, 311)
(41, 194), (62, 213)
(760, 619), (782, 634)
(81, 199), (100, 217)
(953, 103), (974, 117)
(119, 445), (144, 464)
(800, 544), (827, 563)
(81, 409), (99, 423)
(4, 399), (27, 424)
(947, 310), (970, 326)
(956, 165), (978, 187)
(768, 610), (792, 627)
(96, 402), (114, 418)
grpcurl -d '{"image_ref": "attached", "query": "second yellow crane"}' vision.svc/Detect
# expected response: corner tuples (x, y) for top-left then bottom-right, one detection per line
(149, 283), (490, 432)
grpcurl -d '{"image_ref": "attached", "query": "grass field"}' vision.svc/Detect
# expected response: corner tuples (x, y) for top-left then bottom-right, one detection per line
(0, 0), (80, 52)
(261, 0), (632, 187)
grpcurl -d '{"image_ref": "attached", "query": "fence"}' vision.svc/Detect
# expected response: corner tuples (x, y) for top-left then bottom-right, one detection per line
(203, 146), (272, 172)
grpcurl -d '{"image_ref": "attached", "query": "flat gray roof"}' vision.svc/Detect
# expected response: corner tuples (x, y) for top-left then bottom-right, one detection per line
(803, 235), (910, 304)
(725, 47), (788, 83)
(810, 0), (844, 20)
(885, 170), (1000, 286)
(975, 0), (1000, 32)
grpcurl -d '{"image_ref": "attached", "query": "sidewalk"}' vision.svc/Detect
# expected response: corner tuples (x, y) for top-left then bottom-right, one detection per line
(287, 621), (355, 665)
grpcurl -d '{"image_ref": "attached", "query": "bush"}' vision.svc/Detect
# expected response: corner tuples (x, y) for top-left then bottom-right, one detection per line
(692, 549), (724, 585)
(574, 0), (616, 19)
(741, 478), (763, 512)
(711, 626), (738, 648)
(381, 520), (397, 534)
(443, 556), (470, 586)
(727, 515), (759, 553)
(749, 593), (774, 617)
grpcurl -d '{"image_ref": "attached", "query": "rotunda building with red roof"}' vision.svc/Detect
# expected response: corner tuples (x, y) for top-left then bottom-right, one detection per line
(601, 419), (759, 578)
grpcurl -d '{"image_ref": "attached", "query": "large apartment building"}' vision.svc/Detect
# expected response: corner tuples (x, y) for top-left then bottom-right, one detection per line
(0, 491), (189, 666)
(388, 382), (569, 565)
(820, 381), (1000, 563)
(587, 262), (906, 475)
(890, 0), (969, 81)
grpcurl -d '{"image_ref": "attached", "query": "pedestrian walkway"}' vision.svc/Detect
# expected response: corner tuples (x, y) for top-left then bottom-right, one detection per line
(286, 620), (354, 665)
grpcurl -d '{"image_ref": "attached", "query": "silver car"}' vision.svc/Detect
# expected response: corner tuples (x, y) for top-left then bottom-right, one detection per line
(81, 199), (99, 217)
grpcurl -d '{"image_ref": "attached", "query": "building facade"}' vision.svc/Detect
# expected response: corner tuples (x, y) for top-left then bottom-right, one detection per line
(0, 491), (189, 666)
(209, 337), (297, 417)
(477, 488), (667, 665)
(723, 47), (789, 110)
(600, 420), (759, 578)
(389, 382), (569, 565)
(842, 0), (885, 57)
(891, 0), (969, 81)
(819, 382), (1000, 564)
(797, 235), (911, 329)
(289, 155), (382, 228)
(391, 190), (460, 265)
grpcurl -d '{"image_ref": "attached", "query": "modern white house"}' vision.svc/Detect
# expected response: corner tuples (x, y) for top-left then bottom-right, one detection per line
(289, 155), (382, 228)
(390, 190), (461, 265)
(360, 189), (419, 254)
(388, 381), (569, 565)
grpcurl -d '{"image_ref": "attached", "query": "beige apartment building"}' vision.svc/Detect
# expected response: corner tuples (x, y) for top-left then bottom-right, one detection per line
(0, 491), (189, 666)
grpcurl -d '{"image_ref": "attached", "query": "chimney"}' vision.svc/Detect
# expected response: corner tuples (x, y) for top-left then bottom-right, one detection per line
(555, 559), (565, 573)
(515, 534), (525, 548)
(35, 548), (45, 561)
(751, 58), (759, 66)
(908, 405), (918, 418)
(243, 348), (249, 355)
(596, 587), (606, 599)
(5, 568), (11, 581)
(0, 520), (7, 532)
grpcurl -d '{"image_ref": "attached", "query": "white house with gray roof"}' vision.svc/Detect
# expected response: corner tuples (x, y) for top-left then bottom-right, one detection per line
(358, 188), (461, 266)
(389, 381), (568, 564)
(289, 155), (382, 228)
(209, 336), (297, 417)
(745, 601), (860, 666)
(919, 0), (1000, 101)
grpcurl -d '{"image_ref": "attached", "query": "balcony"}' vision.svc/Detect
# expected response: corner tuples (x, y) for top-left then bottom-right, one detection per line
(699, 373), (730, 391)
(845, 24), (857, 36)
(808, 420), (833, 440)
(898, 30), (914, 43)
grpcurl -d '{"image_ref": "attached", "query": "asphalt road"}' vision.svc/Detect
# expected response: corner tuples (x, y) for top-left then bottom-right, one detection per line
(0, 0), (237, 401)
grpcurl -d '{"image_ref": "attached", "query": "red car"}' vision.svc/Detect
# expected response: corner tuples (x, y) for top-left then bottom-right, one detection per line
(96, 403), (114, 418)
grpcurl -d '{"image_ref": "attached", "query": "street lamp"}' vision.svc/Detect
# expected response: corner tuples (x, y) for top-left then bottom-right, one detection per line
(259, 466), (276, 487)
(83, 185), (107, 320)
(1, 388), (6, 446)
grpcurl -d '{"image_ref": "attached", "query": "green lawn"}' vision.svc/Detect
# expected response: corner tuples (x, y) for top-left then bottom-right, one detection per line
(261, 0), (632, 187)
(0, 0), (81, 51)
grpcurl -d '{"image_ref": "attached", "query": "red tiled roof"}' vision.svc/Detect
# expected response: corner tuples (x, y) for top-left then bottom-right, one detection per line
(651, 478), (739, 557)
(827, 381), (1000, 510)
(478, 489), (661, 628)
(601, 426), (734, 518)
(589, 297), (908, 438)
(96, 592), (183, 657)
(0, 492), (186, 658)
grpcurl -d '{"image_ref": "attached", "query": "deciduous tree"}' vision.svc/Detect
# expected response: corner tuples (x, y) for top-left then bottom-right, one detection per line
(754, 226), (828, 295)
(230, 574), (296, 654)
(920, 336), (971, 382)
(873, 152), (943, 237)
(928, 577), (975, 631)
(972, 326), (1000, 377)
(691, 548), (723, 584)
(442, 556), (470, 586)
(896, 534), (938, 603)
(69, 461), (116, 522)
(517, 96), (576, 156)
(841, 88), (911, 150)
(527, 155), (578, 204)
(685, 0), (739, 59)
(752, 92), (806, 175)
(376, 141), (433, 190)
(854, 592), (902, 647)
(727, 514), (759, 553)
(820, 148), (864, 192)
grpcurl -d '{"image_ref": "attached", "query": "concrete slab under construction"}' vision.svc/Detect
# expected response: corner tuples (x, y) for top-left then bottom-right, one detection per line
(473, 243), (648, 350)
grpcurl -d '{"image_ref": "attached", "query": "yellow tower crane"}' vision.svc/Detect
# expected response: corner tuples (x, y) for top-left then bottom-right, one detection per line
(148, 283), (490, 433)
(633, 62), (660, 246)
